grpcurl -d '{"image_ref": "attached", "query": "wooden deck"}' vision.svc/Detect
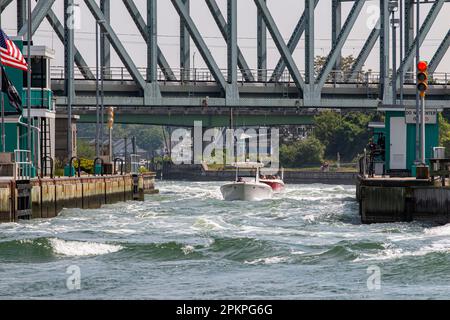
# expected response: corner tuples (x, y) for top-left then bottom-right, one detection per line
(358, 175), (435, 188)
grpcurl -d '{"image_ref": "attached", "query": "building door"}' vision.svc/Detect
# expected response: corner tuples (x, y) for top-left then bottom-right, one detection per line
(390, 117), (407, 170)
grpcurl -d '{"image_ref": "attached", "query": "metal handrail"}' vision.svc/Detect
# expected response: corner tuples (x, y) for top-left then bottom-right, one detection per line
(114, 158), (124, 175)
(50, 65), (450, 86)
(14, 150), (32, 181)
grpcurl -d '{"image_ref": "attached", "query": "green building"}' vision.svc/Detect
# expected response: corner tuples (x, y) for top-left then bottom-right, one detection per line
(0, 40), (55, 178)
(369, 109), (440, 176)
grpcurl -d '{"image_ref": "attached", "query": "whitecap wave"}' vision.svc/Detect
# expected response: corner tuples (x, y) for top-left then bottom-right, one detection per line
(244, 256), (288, 265)
(192, 217), (227, 231)
(424, 224), (450, 237)
(49, 238), (123, 257)
(182, 245), (195, 255)
(290, 250), (305, 255)
(354, 240), (450, 262)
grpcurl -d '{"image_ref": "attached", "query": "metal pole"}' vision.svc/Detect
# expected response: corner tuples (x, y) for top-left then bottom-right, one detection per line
(27, 0), (32, 164)
(1, 67), (4, 153)
(0, 10), (4, 153)
(101, 30), (105, 156)
(95, 22), (100, 158)
(421, 95), (426, 164)
(65, 0), (75, 165)
(124, 136), (128, 173)
(132, 136), (137, 156)
(392, 14), (397, 105)
(415, 0), (420, 163)
(109, 127), (113, 162)
(399, 0), (404, 106)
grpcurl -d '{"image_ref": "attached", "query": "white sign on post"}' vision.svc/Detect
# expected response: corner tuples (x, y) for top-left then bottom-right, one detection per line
(405, 109), (437, 124)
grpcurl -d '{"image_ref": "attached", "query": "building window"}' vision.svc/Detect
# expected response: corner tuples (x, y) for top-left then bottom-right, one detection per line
(23, 57), (47, 89)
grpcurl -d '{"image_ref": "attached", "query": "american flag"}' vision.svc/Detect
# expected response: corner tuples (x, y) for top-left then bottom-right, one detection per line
(0, 28), (28, 72)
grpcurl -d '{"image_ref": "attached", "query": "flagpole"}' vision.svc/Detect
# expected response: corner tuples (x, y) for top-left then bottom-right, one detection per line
(0, 11), (4, 153)
(1, 66), (4, 153)
(27, 0), (32, 168)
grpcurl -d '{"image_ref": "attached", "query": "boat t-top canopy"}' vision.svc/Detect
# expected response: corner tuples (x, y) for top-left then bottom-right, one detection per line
(231, 162), (265, 169)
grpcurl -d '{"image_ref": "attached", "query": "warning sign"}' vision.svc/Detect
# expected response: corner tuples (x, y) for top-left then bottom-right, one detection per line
(405, 109), (437, 124)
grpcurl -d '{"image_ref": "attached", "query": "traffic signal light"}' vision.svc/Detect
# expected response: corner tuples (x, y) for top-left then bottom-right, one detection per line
(417, 61), (428, 97)
(107, 107), (114, 129)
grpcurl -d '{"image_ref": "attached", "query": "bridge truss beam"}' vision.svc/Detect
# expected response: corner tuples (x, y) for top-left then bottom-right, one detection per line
(84, 0), (147, 91)
(429, 29), (450, 73)
(254, 0), (305, 93)
(0, 0), (446, 114)
(395, 0), (445, 89)
(122, 0), (176, 81)
(171, 0), (227, 92)
(205, 0), (254, 82)
(44, 5), (95, 80)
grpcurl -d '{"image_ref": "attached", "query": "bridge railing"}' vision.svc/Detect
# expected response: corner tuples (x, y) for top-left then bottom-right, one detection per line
(50, 66), (450, 87)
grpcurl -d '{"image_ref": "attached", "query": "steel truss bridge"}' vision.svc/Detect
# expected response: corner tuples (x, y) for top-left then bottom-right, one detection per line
(2, 0), (450, 126)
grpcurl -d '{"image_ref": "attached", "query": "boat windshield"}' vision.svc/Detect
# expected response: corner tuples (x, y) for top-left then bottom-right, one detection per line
(235, 167), (258, 182)
(236, 176), (256, 183)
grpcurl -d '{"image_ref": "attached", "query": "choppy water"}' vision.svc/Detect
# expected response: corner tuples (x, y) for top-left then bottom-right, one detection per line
(1, 181), (450, 299)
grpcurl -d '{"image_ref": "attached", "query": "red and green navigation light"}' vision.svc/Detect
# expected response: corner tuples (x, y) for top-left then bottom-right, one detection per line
(417, 61), (428, 97)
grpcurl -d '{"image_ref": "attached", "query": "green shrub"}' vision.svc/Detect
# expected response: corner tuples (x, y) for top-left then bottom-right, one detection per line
(280, 137), (325, 168)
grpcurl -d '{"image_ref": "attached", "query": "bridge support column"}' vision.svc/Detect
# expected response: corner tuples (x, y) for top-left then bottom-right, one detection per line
(404, 0), (415, 79)
(303, 86), (320, 107)
(304, 0), (318, 105)
(146, 0), (161, 101)
(180, 0), (190, 82)
(379, 0), (391, 104)
(332, 0), (341, 72)
(226, 0), (239, 105)
(257, 0), (267, 82)
(17, 0), (27, 31)
(100, 0), (111, 79)
(144, 83), (162, 105)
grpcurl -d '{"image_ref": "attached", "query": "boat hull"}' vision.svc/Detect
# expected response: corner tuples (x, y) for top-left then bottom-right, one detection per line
(220, 182), (273, 201)
(260, 179), (285, 192)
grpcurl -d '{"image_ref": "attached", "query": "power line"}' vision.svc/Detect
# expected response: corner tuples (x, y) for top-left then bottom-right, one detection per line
(4, 27), (447, 43)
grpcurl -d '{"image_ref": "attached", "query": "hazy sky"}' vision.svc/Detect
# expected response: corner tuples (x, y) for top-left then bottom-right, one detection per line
(1, 0), (449, 74)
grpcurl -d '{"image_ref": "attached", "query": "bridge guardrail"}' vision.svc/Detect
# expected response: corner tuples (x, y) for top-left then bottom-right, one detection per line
(50, 66), (450, 86)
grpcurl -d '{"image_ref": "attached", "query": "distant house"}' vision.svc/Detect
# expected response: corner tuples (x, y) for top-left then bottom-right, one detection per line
(89, 139), (148, 159)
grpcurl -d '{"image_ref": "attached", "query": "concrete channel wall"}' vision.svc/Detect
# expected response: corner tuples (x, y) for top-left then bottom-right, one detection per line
(0, 173), (158, 223)
(161, 165), (357, 185)
(357, 176), (450, 224)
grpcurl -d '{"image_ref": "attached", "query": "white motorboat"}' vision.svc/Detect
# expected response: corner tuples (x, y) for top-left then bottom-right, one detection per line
(220, 162), (273, 201)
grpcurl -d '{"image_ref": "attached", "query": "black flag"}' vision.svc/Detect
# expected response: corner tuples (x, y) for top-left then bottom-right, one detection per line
(1, 66), (23, 114)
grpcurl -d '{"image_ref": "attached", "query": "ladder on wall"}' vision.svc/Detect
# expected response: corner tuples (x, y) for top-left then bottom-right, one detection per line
(40, 118), (52, 177)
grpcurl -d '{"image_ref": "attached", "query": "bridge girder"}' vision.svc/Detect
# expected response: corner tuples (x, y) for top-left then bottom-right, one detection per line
(1, 0), (448, 120)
